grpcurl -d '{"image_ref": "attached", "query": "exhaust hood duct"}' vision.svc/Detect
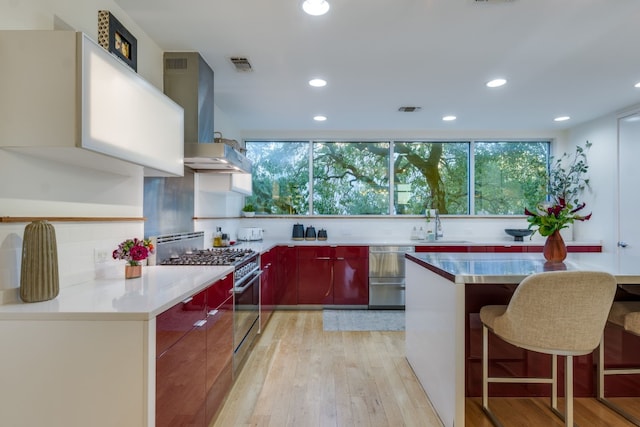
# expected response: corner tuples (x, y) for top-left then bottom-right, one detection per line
(163, 52), (251, 173)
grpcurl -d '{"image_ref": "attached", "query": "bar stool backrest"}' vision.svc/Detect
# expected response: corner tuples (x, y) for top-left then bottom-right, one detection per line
(492, 270), (617, 355)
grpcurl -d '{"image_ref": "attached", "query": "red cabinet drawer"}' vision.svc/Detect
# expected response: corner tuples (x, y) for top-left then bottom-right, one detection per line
(156, 289), (206, 357)
(567, 245), (602, 253)
(484, 245), (527, 253)
(298, 246), (331, 259)
(206, 274), (233, 312)
(334, 245), (368, 258)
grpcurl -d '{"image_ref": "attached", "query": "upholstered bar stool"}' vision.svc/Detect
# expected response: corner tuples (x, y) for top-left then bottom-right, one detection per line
(480, 271), (617, 427)
(597, 300), (640, 426)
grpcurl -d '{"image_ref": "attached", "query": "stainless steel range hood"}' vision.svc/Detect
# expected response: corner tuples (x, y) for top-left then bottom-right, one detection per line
(184, 142), (251, 172)
(164, 52), (251, 173)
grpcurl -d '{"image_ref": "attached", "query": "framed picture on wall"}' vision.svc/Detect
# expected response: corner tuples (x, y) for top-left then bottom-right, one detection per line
(98, 10), (138, 72)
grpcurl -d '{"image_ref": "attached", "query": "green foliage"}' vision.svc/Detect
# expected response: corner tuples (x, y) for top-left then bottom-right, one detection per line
(525, 199), (592, 237)
(548, 141), (591, 205)
(474, 141), (549, 214)
(245, 141), (309, 214)
(393, 142), (469, 214)
(313, 142), (390, 215)
(242, 204), (255, 212)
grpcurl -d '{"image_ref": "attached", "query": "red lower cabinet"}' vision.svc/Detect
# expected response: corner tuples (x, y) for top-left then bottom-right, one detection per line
(333, 247), (368, 305)
(156, 275), (234, 427)
(298, 246), (333, 304)
(205, 274), (233, 423)
(297, 246), (368, 305)
(156, 322), (207, 427)
(205, 295), (233, 422)
(276, 246), (298, 305)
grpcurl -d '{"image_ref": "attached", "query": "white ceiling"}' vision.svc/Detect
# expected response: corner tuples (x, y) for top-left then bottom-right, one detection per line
(115, 0), (640, 134)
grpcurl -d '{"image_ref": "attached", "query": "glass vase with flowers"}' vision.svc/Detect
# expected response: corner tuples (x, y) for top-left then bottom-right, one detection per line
(112, 238), (154, 278)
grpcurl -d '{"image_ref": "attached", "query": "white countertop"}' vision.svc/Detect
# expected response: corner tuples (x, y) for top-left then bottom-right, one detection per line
(407, 252), (640, 285)
(0, 265), (233, 321)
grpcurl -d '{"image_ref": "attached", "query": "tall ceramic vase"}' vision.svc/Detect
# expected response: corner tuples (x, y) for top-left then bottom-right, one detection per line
(20, 220), (59, 302)
(543, 230), (567, 263)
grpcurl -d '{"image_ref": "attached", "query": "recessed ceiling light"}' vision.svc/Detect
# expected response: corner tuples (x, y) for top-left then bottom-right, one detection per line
(442, 115), (457, 121)
(635, 81), (640, 88)
(554, 116), (571, 122)
(302, 0), (330, 16)
(313, 115), (327, 122)
(486, 78), (507, 88)
(309, 78), (327, 87)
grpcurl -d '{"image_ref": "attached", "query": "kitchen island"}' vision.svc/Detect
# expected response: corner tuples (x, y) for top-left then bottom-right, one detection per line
(405, 252), (640, 427)
(0, 265), (233, 427)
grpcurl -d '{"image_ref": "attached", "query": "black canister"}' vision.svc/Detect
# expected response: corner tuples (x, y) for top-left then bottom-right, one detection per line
(305, 226), (316, 241)
(292, 223), (305, 240)
(317, 229), (328, 241)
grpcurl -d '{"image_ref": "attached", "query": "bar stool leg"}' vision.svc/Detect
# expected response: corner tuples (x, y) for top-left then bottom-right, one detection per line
(483, 324), (488, 410)
(565, 355), (574, 427)
(551, 354), (558, 411)
(596, 332), (640, 426)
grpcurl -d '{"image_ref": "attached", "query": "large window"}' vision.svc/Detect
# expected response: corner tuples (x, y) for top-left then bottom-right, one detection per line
(474, 141), (548, 215)
(245, 140), (549, 216)
(245, 141), (309, 214)
(313, 141), (390, 215)
(394, 141), (469, 214)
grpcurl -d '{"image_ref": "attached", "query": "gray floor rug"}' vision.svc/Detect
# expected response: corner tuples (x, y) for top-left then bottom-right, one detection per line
(323, 309), (405, 331)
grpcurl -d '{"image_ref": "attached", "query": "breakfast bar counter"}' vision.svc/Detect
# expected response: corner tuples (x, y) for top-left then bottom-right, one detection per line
(405, 252), (640, 427)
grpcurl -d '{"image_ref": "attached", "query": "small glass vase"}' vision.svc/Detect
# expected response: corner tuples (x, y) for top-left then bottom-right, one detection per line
(543, 230), (567, 263)
(125, 264), (142, 279)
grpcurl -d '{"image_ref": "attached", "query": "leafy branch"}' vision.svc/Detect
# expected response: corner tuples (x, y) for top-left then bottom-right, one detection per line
(548, 141), (591, 205)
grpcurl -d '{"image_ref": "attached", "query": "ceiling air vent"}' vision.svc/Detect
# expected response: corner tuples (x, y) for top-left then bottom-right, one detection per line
(164, 57), (188, 71)
(229, 56), (253, 72)
(398, 106), (422, 112)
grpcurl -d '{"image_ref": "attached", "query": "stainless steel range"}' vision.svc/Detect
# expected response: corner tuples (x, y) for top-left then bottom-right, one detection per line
(154, 232), (262, 374)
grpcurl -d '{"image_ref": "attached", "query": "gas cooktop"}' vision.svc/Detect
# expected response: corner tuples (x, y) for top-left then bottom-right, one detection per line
(160, 248), (256, 266)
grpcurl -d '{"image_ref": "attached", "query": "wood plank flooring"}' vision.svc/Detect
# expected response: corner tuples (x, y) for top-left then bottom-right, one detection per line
(211, 310), (638, 427)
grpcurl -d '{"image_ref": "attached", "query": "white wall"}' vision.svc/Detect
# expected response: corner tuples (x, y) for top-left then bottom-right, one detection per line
(564, 114), (618, 252)
(213, 216), (551, 244)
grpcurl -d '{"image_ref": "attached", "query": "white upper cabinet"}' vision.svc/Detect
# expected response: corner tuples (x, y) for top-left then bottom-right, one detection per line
(196, 173), (252, 195)
(0, 31), (184, 177)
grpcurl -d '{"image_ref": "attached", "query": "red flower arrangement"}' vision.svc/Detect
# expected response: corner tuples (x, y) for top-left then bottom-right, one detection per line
(112, 238), (154, 266)
(525, 198), (592, 237)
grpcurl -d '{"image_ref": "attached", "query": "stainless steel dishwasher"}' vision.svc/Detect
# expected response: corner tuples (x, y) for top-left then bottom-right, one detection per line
(368, 246), (414, 309)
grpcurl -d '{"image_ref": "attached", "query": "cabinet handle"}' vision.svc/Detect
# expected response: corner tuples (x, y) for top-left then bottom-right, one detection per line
(316, 257), (331, 260)
(221, 275), (228, 280)
(325, 264), (333, 297)
(208, 309), (219, 317)
(335, 257), (345, 260)
(194, 319), (207, 328)
(182, 296), (193, 304)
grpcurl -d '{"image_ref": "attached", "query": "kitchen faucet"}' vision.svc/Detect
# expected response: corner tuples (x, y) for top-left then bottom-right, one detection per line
(435, 210), (444, 240)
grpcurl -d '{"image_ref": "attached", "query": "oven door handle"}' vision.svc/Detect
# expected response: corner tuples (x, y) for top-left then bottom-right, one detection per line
(234, 270), (262, 294)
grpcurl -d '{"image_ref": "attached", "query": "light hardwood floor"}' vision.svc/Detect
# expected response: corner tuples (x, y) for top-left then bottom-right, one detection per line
(211, 310), (637, 427)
